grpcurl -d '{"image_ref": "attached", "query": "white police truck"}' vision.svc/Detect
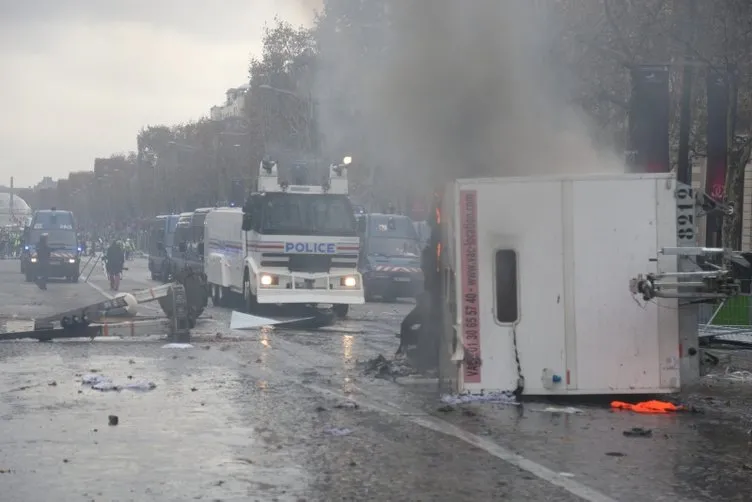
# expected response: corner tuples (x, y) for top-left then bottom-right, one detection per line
(204, 156), (364, 317)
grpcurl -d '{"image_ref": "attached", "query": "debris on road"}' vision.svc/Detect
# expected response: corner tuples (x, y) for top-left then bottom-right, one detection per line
(611, 400), (684, 414)
(623, 427), (653, 438)
(162, 343), (193, 349)
(704, 368), (752, 383)
(440, 391), (518, 406)
(542, 406), (583, 414)
(82, 373), (156, 392)
(108, 415), (119, 426)
(324, 427), (352, 436)
(360, 354), (416, 379)
(334, 401), (359, 410)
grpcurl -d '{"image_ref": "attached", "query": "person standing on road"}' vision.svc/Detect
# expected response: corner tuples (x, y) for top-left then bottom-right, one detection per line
(35, 233), (51, 290)
(105, 240), (125, 291)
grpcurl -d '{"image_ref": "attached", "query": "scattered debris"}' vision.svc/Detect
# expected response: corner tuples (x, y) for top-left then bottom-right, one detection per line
(623, 427), (652, 438)
(440, 391), (518, 406)
(190, 387), (198, 392)
(605, 452), (626, 457)
(108, 415), (119, 426)
(461, 409), (477, 417)
(558, 472), (575, 478)
(542, 406), (583, 414)
(612, 400), (684, 414)
(315, 406), (327, 413)
(47, 381), (57, 387)
(360, 354), (415, 379)
(437, 405), (455, 413)
(324, 427), (352, 436)
(162, 343), (193, 349)
(0, 469), (13, 474)
(704, 368), (752, 383)
(81, 373), (156, 392)
(334, 401), (359, 410)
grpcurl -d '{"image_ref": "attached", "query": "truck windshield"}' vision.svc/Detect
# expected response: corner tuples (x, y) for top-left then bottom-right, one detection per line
(367, 237), (421, 257)
(262, 194), (356, 236)
(32, 212), (75, 230)
(30, 230), (77, 248)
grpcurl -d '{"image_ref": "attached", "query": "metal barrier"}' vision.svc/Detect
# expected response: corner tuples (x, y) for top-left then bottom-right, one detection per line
(699, 297), (752, 342)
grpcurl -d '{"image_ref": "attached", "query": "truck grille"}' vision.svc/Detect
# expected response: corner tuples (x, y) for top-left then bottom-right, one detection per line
(260, 253), (358, 272)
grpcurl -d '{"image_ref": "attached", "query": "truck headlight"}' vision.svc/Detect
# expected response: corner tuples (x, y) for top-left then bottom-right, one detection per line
(68, 258), (76, 264)
(260, 274), (277, 286)
(342, 276), (357, 287)
(30, 257), (37, 263)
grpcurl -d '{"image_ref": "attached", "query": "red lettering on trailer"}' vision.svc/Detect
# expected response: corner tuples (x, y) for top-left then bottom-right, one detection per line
(460, 190), (481, 383)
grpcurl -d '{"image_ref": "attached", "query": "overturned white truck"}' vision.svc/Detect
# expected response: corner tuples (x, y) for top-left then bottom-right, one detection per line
(426, 172), (685, 396)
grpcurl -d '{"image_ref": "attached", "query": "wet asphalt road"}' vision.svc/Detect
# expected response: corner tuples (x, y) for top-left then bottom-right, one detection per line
(1, 257), (752, 501)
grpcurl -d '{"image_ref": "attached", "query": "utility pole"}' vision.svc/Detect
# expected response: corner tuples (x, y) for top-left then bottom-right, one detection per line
(9, 176), (14, 222)
(676, 0), (697, 184)
(675, 0), (701, 388)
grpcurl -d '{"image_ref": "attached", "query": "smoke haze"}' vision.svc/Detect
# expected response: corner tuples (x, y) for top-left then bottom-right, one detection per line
(314, 0), (623, 189)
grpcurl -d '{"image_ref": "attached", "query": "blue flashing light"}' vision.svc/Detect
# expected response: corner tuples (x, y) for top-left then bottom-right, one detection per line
(77, 247), (82, 252)
(24, 245), (29, 251)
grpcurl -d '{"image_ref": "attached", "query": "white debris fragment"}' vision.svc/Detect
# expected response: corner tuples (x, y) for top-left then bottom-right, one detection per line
(162, 343), (194, 349)
(704, 368), (752, 383)
(81, 373), (156, 392)
(324, 427), (352, 436)
(542, 406), (584, 414)
(440, 391), (518, 406)
(123, 381), (157, 391)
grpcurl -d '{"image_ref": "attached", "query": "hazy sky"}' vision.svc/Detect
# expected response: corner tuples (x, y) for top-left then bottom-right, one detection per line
(0, 0), (317, 187)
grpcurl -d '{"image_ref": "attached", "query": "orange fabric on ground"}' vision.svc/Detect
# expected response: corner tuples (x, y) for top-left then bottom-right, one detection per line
(610, 400), (684, 414)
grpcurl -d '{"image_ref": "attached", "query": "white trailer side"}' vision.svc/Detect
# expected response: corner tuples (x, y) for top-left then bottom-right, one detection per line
(444, 173), (680, 396)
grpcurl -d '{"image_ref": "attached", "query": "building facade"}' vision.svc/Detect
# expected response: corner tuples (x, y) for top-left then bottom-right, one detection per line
(210, 84), (249, 121)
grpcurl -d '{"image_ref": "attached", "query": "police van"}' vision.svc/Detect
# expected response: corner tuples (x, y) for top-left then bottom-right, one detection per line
(21, 208), (81, 282)
(357, 213), (424, 301)
(204, 157), (363, 317)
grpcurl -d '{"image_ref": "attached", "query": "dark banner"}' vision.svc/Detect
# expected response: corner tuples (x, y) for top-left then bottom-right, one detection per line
(705, 69), (729, 247)
(627, 65), (670, 173)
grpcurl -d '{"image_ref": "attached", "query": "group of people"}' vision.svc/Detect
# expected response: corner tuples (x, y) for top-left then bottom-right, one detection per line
(0, 229), (22, 259)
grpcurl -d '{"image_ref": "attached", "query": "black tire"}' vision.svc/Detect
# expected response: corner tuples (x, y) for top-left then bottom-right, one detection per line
(333, 304), (349, 318)
(25, 271), (33, 283)
(70, 275), (79, 283)
(243, 272), (258, 313)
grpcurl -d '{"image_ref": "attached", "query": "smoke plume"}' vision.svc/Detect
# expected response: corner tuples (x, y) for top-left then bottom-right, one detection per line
(314, 0), (623, 191)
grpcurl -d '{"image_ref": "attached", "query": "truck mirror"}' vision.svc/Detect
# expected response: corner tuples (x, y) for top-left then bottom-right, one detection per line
(241, 214), (252, 231)
(178, 241), (187, 253)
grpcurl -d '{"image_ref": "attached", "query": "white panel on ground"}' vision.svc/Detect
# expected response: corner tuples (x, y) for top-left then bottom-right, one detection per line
(229, 311), (313, 330)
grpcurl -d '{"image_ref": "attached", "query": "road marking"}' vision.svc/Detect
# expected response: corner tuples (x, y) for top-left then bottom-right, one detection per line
(304, 383), (619, 502)
(86, 279), (114, 300)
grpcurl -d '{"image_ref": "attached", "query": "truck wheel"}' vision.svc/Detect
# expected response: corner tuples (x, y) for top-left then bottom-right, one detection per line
(70, 274), (79, 283)
(243, 273), (258, 313)
(333, 304), (349, 318)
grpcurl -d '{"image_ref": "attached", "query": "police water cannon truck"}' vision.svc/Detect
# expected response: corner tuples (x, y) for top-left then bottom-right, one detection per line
(204, 155), (363, 317)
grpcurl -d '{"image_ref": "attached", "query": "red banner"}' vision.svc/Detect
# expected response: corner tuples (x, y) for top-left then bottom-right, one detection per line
(460, 190), (481, 383)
